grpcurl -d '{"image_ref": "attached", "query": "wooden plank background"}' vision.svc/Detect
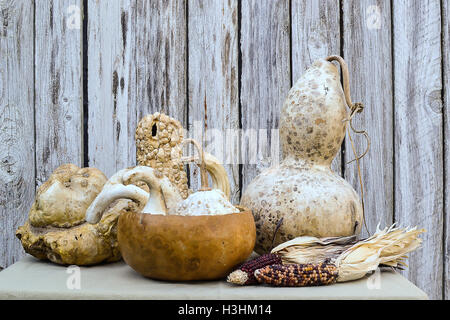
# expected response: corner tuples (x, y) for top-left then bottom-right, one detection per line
(442, 0), (449, 301)
(393, 0), (444, 300)
(0, 0), (34, 269)
(0, 0), (448, 299)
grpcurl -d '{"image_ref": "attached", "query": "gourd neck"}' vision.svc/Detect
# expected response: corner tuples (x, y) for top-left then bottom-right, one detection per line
(281, 156), (332, 170)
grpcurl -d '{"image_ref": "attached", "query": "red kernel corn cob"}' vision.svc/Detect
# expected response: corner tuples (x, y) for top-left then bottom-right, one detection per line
(254, 263), (338, 287)
(227, 253), (282, 285)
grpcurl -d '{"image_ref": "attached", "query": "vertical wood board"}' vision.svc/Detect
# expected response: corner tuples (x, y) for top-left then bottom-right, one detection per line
(135, 0), (187, 125)
(187, 0), (240, 203)
(240, 0), (291, 191)
(35, 0), (83, 184)
(87, 0), (136, 177)
(0, 0), (35, 268)
(393, 0), (443, 300)
(443, 0), (449, 301)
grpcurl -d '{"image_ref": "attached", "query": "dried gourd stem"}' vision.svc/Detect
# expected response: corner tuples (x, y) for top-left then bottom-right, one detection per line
(347, 107), (370, 164)
(325, 55), (371, 161)
(325, 55), (370, 235)
(325, 55), (353, 106)
(202, 94), (209, 190)
(180, 138), (210, 191)
(346, 129), (368, 234)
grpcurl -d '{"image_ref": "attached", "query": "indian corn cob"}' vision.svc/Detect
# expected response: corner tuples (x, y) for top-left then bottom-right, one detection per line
(255, 263), (338, 287)
(227, 253), (282, 285)
(227, 224), (425, 287)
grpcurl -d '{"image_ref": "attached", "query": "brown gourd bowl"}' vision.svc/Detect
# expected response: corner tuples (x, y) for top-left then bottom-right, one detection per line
(117, 206), (255, 281)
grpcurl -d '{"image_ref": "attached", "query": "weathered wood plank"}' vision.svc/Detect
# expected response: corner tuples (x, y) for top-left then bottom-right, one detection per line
(443, 0), (450, 301)
(187, 0), (240, 203)
(393, 0), (443, 300)
(35, 0), (83, 184)
(291, 0), (341, 174)
(0, 0), (35, 268)
(342, 0), (393, 238)
(240, 0), (290, 191)
(87, 0), (136, 177)
(135, 0), (187, 125)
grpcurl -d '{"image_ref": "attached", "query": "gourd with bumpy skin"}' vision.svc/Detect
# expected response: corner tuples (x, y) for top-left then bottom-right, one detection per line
(240, 56), (363, 254)
(135, 113), (189, 198)
(28, 164), (107, 228)
(16, 164), (124, 265)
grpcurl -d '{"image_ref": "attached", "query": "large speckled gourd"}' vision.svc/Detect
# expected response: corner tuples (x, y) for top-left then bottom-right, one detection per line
(16, 164), (123, 265)
(240, 56), (363, 254)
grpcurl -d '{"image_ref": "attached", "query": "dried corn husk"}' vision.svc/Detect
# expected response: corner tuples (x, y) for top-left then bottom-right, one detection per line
(272, 224), (425, 283)
(271, 235), (357, 264)
(335, 224), (425, 282)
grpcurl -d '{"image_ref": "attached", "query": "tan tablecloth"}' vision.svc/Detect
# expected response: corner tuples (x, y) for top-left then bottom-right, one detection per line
(0, 256), (427, 300)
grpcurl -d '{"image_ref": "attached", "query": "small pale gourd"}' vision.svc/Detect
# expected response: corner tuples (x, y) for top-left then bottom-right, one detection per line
(240, 56), (364, 254)
(176, 189), (239, 216)
(175, 138), (239, 216)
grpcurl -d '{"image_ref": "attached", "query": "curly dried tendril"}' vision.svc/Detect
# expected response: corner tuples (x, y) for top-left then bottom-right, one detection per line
(326, 55), (371, 235)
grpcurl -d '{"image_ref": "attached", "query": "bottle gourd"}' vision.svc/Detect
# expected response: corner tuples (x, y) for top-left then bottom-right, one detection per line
(240, 56), (363, 254)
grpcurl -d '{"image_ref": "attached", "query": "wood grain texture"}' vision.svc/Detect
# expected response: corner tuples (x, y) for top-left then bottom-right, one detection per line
(291, 0), (341, 174)
(443, 0), (450, 301)
(135, 0), (187, 125)
(240, 0), (290, 191)
(0, 0), (35, 268)
(393, 0), (443, 300)
(35, 0), (83, 184)
(87, 0), (136, 178)
(187, 0), (240, 203)
(342, 0), (393, 237)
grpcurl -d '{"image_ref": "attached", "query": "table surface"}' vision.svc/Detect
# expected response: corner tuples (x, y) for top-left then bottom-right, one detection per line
(0, 256), (428, 300)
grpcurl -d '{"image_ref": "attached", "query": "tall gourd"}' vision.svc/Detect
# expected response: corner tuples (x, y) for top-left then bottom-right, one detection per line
(240, 56), (364, 254)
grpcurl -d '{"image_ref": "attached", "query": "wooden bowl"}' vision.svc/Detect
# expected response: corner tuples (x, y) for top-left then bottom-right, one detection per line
(117, 206), (255, 281)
